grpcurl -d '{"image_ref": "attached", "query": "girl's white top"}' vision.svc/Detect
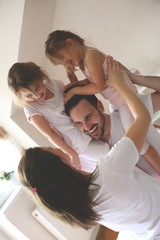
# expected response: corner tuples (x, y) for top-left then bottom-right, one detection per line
(24, 79), (91, 155)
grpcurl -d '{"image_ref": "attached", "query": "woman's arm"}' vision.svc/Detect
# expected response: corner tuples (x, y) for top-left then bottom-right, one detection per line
(107, 57), (151, 153)
(29, 115), (82, 169)
(96, 225), (119, 240)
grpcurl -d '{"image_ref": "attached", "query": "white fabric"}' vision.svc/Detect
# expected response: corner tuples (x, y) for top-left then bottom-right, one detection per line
(80, 139), (109, 173)
(92, 137), (160, 240)
(109, 95), (160, 179)
(23, 79), (109, 171)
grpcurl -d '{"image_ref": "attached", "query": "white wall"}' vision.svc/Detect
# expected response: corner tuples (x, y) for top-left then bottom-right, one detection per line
(10, 0), (57, 148)
(0, 213), (29, 240)
(45, 0), (160, 113)
(0, 0), (57, 148)
(47, 0), (160, 75)
(0, 0), (33, 148)
(4, 189), (57, 240)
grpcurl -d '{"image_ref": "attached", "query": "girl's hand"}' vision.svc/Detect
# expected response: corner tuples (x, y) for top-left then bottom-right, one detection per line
(67, 71), (78, 83)
(106, 56), (125, 88)
(118, 62), (135, 82)
(70, 152), (82, 170)
(64, 89), (75, 103)
(63, 82), (78, 96)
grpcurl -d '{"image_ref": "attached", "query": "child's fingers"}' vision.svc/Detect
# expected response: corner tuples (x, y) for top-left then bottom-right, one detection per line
(64, 96), (68, 104)
(75, 164), (82, 170)
(107, 55), (112, 72)
(115, 60), (120, 71)
(72, 159), (82, 170)
(112, 59), (120, 71)
(63, 88), (67, 96)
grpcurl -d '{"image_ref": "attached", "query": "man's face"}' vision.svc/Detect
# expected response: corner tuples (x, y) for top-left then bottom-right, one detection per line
(69, 99), (105, 140)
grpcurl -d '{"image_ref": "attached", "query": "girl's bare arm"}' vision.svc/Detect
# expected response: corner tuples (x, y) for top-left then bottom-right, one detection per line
(30, 115), (82, 169)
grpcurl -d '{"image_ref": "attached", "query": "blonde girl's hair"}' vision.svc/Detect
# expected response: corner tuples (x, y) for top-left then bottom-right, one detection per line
(45, 30), (85, 66)
(8, 62), (51, 107)
(18, 147), (100, 229)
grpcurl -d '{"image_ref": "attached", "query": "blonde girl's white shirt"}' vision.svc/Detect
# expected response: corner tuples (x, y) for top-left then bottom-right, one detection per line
(23, 79), (109, 171)
(92, 137), (160, 240)
(24, 79), (92, 155)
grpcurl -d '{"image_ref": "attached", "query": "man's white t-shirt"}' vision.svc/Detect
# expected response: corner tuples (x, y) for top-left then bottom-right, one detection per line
(92, 137), (160, 240)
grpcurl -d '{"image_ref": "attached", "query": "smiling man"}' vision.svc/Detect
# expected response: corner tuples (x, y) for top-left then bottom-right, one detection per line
(65, 94), (111, 142)
(65, 85), (160, 178)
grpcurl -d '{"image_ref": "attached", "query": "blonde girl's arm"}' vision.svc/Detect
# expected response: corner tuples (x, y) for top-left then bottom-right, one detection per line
(29, 115), (82, 169)
(107, 57), (151, 153)
(64, 51), (106, 103)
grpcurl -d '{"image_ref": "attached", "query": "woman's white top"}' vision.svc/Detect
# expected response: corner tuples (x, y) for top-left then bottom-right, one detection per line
(92, 137), (160, 240)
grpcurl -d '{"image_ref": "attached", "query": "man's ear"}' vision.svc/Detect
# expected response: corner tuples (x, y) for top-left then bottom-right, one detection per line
(97, 100), (104, 112)
(65, 38), (74, 46)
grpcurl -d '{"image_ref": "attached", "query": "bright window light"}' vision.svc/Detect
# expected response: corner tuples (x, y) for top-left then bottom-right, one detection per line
(0, 137), (22, 208)
(0, 138), (21, 173)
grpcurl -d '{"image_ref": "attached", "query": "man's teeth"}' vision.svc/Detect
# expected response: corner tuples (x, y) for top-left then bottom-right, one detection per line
(89, 125), (97, 133)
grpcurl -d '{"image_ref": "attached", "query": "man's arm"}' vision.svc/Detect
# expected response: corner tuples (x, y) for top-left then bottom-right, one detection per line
(119, 62), (160, 92)
(131, 75), (160, 93)
(119, 63), (160, 112)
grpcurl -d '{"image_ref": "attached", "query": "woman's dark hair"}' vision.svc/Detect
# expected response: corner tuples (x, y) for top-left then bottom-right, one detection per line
(18, 147), (100, 229)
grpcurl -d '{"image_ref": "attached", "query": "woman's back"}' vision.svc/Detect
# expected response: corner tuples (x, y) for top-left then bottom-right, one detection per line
(92, 137), (160, 239)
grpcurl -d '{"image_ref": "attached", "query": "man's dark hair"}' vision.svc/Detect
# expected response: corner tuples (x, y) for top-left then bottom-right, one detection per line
(65, 94), (98, 116)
